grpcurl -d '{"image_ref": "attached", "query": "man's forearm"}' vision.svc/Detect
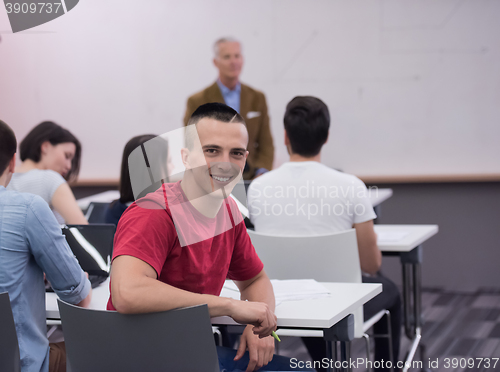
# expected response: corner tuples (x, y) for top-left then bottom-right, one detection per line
(238, 271), (275, 312)
(112, 274), (232, 316)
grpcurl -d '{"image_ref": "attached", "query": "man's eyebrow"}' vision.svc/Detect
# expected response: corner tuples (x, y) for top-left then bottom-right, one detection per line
(231, 147), (247, 152)
(202, 144), (247, 152)
(202, 144), (223, 150)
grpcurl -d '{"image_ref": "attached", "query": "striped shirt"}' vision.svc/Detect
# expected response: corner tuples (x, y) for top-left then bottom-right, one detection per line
(7, 169), (66, 224)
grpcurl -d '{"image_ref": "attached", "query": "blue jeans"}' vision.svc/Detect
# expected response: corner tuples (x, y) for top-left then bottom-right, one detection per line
(217, 346), (315, 372)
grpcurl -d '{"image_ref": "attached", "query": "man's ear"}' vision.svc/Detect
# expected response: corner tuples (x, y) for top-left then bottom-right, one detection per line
(324, 130), (329, 144)
(9, 154), (16, 173)
(213, 58), (219, 70)
(181, 148), (190, 169)
(284, 130), (292, 155)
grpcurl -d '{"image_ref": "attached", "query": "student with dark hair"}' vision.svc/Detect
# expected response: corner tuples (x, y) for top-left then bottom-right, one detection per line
(108, 103), (312, 372)
(283, 96), (330, 157)
(8, 121), (87, 224)
(0, 120), (92, 372)
(105, 134), (173, 225)
(248, 96), (402, 371)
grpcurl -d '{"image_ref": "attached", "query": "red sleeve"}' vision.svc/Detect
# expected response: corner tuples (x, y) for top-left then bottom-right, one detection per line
(227, 221), (264, 281)
(112, 202), (177, 276)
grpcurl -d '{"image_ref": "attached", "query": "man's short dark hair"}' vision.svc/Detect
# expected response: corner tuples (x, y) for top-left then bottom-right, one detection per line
(186, 103), (246, 149)
(284, 96), (330, 157)
(0, 120), (17, 175)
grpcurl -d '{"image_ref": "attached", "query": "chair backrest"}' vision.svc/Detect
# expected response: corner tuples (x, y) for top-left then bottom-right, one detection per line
(58, 301), (220, 372)
(247, 228), (365, 337)
(0, 292), (21, 372)
(85, 202), (111, 223)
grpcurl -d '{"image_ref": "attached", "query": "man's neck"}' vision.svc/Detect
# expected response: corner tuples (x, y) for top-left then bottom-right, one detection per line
(0, 172), (11, 188)
(218, 76), (239, 91)
(289, 153), (321, 163)
(180, 176), (224, 219)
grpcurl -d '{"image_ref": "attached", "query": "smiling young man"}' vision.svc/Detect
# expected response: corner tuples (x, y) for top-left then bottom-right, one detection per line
(183, 37), (274, 180)
(108, 104), (308, 372)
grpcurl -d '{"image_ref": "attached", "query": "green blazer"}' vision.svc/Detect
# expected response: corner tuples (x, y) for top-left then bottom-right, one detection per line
(184, 82), (274, 180)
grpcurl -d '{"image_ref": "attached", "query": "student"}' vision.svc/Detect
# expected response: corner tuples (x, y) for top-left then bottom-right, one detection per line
(107, 103), (312, 372)
(0, 120), (92, 372)
(184, 37), (274, 180)
(247, 96), (402, 371)
(8, 121), (87, 224)
(105, 134), (173, 225)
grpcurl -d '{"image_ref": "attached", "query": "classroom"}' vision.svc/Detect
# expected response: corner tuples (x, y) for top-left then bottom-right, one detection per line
(1, 1), (499, 371)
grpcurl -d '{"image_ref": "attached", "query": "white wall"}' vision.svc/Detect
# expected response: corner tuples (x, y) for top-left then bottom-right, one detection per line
(1, 0), (499, 181)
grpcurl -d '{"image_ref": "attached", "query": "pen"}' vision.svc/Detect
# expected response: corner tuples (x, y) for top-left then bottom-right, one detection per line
(271, 331), (281, 342)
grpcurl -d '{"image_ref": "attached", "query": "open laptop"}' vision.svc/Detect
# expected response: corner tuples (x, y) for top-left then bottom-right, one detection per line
(46, 224), (115, 291)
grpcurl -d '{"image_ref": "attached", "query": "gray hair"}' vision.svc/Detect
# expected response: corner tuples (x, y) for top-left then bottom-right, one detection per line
(213, 37), (241, 58)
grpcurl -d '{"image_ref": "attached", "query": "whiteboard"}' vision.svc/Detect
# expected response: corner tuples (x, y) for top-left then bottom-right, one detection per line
(1, 0), (499, 182)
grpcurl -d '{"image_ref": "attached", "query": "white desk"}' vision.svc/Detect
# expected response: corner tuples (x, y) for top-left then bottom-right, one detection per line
(47, 281), (380, 328)
(216, 282), (381, 372)
(214, 282), (381, 330)
(375, 224), (439, 372)
(77, 190), (120, 210)
(47, 281), (381, 372)
(368, 188), (393, 208)
(46, 279), (111, 320)
(376, 224), (438, 252)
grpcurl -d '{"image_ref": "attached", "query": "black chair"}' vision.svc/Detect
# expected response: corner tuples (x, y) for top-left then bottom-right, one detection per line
(0, 292), (21, 372)
(58, 301), (220, 372)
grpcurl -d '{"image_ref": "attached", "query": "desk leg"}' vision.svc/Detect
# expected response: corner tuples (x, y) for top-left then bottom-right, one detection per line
(402, 263), (414, 337)
(324, 314), (354, 372)
(401, 245), (424, 372)
(340, 341), (352, 372)
(325, 340), (337, 372)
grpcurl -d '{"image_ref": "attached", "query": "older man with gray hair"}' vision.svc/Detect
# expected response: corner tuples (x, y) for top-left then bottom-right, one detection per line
(184, 37), (274, 180)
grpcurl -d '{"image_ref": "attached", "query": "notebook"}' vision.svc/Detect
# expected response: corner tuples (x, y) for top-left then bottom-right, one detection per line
(46, 224), (115, 291)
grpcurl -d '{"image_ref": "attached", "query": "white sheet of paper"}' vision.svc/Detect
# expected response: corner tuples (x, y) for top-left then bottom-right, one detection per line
(222, 279), (331, 307)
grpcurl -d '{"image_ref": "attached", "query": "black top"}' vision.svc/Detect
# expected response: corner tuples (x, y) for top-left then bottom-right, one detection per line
(104, 199), (129, 226)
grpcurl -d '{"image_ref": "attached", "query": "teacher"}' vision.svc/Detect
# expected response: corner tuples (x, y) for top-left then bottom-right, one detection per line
(183, 37), (274, 180)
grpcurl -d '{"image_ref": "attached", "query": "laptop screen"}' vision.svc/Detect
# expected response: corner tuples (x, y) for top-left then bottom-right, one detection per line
(62, 224), (115, 276)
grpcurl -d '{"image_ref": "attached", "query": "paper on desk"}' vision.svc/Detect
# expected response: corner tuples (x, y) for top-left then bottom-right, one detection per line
(223, 279), (331, 307)
(377, 231), (410, 243)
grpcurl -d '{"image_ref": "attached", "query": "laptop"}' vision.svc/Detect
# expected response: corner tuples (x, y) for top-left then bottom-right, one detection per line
(46, 224), (115, 291)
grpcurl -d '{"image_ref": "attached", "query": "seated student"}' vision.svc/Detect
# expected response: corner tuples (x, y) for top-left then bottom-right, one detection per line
(0, 120), (92, 372)
(247, 96), (402, 371)
(105, 134), (173, 226)
(7, 121), (87, 224)
(107, 103), (312, 372)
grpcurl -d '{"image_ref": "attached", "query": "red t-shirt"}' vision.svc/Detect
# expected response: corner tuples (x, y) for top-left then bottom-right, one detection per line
(107, 181), (263, 310)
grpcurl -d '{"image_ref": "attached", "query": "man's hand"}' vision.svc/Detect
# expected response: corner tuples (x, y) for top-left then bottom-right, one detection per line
(229, 299), (277, 338)
(234, 325), (275, 372)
